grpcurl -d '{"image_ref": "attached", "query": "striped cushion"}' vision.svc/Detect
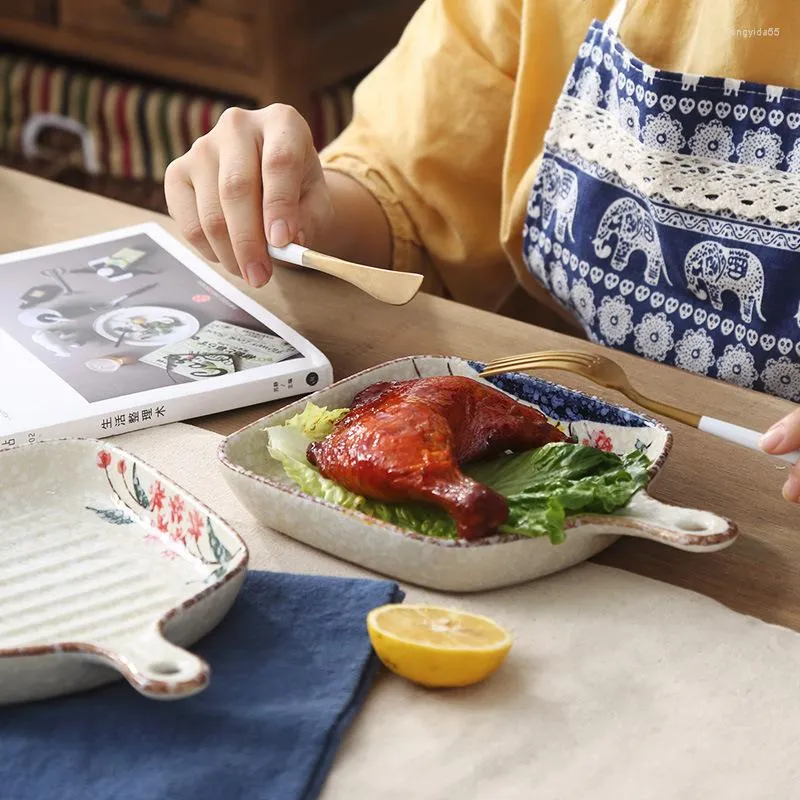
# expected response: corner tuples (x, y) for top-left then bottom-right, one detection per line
(0, 54), (355, 183)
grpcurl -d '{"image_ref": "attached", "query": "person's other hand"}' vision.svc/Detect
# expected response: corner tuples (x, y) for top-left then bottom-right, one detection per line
(760, 407), (800, 502)
(164, 104), (333, 287)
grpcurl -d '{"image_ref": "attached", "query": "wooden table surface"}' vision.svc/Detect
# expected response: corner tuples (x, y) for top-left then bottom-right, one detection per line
(2, 167), (798, 629)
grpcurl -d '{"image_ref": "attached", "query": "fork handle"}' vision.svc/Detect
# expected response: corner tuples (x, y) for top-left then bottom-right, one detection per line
(699, 416), (800, 464)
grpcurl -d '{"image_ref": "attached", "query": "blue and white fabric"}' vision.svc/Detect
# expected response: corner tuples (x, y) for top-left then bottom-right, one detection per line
(523, 7), (800, 400)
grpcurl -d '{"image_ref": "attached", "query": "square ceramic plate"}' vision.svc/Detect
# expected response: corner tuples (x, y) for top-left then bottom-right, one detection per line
(218, 356), (736, 592)
(0, 438), (248, 704)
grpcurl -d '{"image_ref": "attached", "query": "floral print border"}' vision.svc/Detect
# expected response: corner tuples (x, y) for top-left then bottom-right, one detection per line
(89, 449), (234, 578)
(469, 359), (648, 427)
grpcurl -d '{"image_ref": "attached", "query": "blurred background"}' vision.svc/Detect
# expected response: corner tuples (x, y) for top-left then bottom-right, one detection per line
(0, 0), (419, 212)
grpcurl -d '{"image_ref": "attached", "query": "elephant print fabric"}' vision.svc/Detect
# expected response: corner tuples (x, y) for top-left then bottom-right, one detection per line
(592, 197), (671, 286)
(683, 242), (766, 324)
(539, 159), (578, 242)
(523, 19), (800, 400)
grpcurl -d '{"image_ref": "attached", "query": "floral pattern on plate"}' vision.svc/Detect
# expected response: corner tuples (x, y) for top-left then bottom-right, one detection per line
(468, 359), (648, 426)
(0, 437), (248, 703)
(466, 359), (668, 463)
(91, 449), (234, 577)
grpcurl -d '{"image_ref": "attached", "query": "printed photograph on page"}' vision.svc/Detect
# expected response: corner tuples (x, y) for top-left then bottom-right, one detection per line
(0, 231), (301, 403)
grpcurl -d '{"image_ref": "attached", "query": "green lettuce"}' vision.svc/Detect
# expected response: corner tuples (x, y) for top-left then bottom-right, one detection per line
(266, 403), (651, 544)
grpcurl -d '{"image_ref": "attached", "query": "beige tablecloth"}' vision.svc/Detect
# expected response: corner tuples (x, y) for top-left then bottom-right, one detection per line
(115, 424), (800, 800)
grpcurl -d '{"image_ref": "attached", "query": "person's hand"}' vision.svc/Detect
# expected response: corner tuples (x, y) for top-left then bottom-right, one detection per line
(760, 407), (800, 502)
(164, 104), (333, 288)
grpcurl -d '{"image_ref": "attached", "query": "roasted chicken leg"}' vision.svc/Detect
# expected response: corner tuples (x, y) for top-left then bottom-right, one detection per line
(306, 376), (567, 539)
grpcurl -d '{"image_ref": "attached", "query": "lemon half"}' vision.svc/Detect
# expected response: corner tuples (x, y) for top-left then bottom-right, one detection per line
(367, 604), (512, 688)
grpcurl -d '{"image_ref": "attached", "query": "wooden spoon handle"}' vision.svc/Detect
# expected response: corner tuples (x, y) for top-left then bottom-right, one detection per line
(268, 244), (423, 305)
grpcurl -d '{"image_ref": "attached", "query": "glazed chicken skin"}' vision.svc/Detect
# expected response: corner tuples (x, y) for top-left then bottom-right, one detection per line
(306, 376), (567, 539)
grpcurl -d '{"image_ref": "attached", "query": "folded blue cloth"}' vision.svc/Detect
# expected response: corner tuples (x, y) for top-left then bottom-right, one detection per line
(2, 570), (403, 800)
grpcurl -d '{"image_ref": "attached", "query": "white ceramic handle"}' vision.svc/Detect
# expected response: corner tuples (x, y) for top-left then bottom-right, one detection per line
(268, 243), (308, 266)
(699, 416), (800, 464)
(610, 492), (737, 552)
(105, 627), (210, 700)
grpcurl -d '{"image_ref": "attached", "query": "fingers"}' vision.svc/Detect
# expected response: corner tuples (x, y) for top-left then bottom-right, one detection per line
(165, 103), (323, 288)
(217, 110), (272, 287)
(166, 139), (239, 277)
(189, 138), (243, 278)
(296, 179), (334, 249)
(259, 105), (310, 248)
(760, 407), (800, 503)
(783, 466), (800, 504)
(164, 161), (217, 264)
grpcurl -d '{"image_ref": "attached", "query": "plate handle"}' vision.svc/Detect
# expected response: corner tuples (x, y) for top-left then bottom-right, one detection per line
(103, 626), (210, 700)
(607, 492), (737, 552)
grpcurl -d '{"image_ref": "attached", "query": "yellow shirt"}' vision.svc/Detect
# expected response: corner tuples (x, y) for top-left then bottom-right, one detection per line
(321, 0), (800, 315)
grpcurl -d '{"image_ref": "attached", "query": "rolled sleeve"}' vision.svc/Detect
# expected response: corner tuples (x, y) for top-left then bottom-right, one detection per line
(320, 0), (521, 310)
(321, 152), (425, 280)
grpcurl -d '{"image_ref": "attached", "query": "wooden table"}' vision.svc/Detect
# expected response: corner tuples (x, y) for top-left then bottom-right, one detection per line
(1, 167), (797, 629)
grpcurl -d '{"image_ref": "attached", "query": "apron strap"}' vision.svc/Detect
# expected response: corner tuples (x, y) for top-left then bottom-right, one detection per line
(605, 0), (630, 34)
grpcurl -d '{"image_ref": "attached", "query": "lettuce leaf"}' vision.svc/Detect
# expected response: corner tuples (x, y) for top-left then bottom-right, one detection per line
(470, 444), (650, 544)
(284, 401), (349, 440)
(266, 404), (650, 545)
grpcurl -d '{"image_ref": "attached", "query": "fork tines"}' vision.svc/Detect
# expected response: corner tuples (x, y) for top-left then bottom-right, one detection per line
(481, 350), (595, 374)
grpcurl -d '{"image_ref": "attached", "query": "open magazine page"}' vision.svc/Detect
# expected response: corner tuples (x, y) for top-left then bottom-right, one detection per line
(0, 223), (331, 447)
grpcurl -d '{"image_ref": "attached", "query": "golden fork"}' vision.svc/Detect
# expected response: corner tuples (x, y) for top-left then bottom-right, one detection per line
(480, 350), (799, 464)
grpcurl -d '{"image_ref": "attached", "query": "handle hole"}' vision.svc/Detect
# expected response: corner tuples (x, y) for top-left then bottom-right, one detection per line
(149, 661), (180, 676)
(677, 519), (706, 532)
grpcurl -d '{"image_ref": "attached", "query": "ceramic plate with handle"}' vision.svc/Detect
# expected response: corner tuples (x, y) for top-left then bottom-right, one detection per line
(0, 439), (248, 704)
(218, 355), (736, 593)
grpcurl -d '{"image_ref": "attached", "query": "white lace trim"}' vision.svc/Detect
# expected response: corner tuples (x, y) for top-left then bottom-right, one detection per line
(546, 95), (800, 228)
(542, 145), (800, 252)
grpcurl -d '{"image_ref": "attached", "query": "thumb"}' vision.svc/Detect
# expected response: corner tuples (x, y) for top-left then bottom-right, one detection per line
(267, 230), (305, 274)
(760, 407), (800, 454)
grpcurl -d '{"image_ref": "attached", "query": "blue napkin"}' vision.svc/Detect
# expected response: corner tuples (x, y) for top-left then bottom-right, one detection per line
(2, 570), (403, 800)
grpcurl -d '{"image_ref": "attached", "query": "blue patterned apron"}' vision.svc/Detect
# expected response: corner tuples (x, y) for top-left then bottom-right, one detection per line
(523, 0), (800, 400)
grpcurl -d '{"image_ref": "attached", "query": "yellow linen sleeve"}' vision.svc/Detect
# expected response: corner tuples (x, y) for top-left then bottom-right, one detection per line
(321, 0), (522, 310)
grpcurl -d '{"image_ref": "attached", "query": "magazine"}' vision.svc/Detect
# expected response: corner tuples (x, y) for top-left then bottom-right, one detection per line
(0, 223), (332, 449)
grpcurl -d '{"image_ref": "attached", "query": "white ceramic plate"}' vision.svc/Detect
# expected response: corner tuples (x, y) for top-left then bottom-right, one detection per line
(218, 356), (736, 592)
(0, 438), (248, 704)
(93, 305), (200, 347)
